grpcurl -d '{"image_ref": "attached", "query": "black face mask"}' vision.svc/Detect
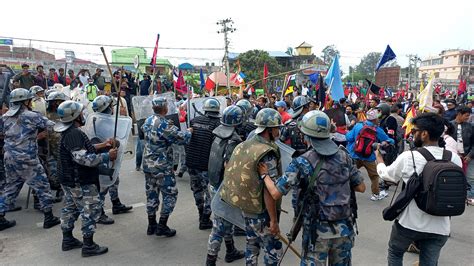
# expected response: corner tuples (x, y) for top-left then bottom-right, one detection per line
(346, 111), (352, 115)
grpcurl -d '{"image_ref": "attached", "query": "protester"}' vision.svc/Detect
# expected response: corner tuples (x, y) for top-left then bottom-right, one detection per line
(275, 100), (291, 124)
(13, 64), (35, 89)
(376, 113), (463, 265)
(443, 99), (457, 121)
(92, 68), (105, 92)
(346, 109), (394, 201)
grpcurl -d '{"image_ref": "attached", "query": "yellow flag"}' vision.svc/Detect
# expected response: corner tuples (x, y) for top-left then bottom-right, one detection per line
(284, 86), (294, 96)
(402, 107), (416, 138)
(418, 74), (435, 111)
(416, 81), (424, 101)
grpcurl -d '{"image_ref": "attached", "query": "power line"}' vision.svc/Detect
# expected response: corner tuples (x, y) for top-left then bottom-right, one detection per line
(0, 36), (224, 51)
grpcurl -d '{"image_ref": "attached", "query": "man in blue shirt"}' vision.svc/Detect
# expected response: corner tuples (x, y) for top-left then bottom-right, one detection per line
(346, 109), (394, 201)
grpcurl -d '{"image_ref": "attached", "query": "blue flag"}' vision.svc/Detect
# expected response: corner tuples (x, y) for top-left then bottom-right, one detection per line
(309, 72), (319, 84)
(324, 55), (344, 101)
(200, 69), (205, 89)
(375, 45), (396, 72)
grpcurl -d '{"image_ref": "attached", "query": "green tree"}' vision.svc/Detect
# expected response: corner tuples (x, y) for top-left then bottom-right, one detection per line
(354, 52), (381, 80)
(321, 45), (340, 65)
(237, 50), (282, 87)
(285, 47), (294, 56)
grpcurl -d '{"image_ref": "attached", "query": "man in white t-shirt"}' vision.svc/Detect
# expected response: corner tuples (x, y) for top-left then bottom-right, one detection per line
(375, 113), (462, 266)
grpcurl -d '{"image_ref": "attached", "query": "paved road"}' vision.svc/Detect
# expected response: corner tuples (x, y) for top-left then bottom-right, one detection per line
(1, 138), (473, 265)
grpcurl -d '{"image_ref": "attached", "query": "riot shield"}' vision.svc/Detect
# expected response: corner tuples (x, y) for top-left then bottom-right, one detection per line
(275, 140), (295, 171)
(188, 96), (227, 119)
(132, 92), (177, 121)
(211, 184), (245, 230)
(83, 112), (132, 187)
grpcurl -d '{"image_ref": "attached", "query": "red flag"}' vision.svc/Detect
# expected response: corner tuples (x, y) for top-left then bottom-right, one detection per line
(175, 70), (187, 94)
(150, 34), (160, 71)
(434, 83), (441, 94)
(263, 63), (269, 94)
(204, 77), (216, 92)
(458, 79), (467, 95)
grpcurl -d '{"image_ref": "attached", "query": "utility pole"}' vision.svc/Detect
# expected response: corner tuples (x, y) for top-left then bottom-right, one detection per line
(217, 18), (236, 96)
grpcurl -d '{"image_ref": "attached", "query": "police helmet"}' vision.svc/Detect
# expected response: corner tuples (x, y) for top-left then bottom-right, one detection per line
(292, 96), (310, 118)
(221, 105), (244, 126)
(29, 85), (44, 95)
(254, 108), (282, 134)
(235, 99), (253, 115)
(46, 91), (68, 102)
(203, 98), (220, 113)
(57, 100), (84, 123)
(10, 88), (34, 103)
(152, 97), (167, 107)
(299, 110), (338, 156)
(92, 95), (113, 113)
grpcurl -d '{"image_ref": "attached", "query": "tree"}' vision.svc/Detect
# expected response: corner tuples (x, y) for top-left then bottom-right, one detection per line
(354, 52), (381, 80)
(285, 47), (294, 56)
(321, 45), (340, 65)
(237, 50), (282, 88)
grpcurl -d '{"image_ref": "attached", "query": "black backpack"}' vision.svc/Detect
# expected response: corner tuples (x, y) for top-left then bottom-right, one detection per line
(383, 148), (467, 221)
(415, 148), (467, 216)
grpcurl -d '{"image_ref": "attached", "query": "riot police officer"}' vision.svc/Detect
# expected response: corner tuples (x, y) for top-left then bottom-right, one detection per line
(206, 105), (245, 265)
(91, 95), (133, 225)
(0, 88), (60, 231)
(220, 108), (283, 265)
(235, 99), (257, 140)
(259, 111), (366, 265)
(185, 98), (221, 230)
(142, 97), (192, 237)
(55, 100), (117, 257)
(280, 96), (311, 157)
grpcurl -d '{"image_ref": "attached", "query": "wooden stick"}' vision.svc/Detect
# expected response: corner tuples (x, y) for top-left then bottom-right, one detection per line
(277, 233), (301, 259)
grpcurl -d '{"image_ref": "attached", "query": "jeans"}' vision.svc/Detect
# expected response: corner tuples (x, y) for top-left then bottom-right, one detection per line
(387, 221), (448, 266)
(136, 139), (144, 168)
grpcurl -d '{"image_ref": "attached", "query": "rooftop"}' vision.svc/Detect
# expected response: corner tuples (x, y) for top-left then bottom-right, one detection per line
(295, 42), (313, 48)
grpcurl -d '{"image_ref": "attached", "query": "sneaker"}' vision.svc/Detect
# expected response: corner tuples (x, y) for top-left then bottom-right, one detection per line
(379, 190), (389, 198)
(370, 194), (384, 201)
(467, 198), (474, 206)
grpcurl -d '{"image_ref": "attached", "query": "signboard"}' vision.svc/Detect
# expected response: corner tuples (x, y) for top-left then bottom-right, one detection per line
(0, 39), (13, 45)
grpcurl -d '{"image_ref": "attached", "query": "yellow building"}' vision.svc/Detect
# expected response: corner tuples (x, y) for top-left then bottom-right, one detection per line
(418, 49), (473, 81)
(295, 42), (313, 56)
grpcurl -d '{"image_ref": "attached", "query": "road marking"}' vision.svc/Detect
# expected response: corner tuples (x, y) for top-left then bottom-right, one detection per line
(36, 202), (146, 228)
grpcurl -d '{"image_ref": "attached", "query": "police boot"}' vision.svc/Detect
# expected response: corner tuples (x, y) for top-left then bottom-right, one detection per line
(33, 194), (41, 210)
(205, 254), (217, 266)
(0, 215), (16, 231)
(111, 198), (133, 215)
(53, 190), (64, 203)
(224, 239), (245, 263)
(199, 211), (213, 230)
(43, 211), (61, 229)
(156, 216), (176, 237)
(97, 208), (114, 225)
(81, 234), (108, 257)
(62, 230), (83, 251)
(147, 215), (157, 235)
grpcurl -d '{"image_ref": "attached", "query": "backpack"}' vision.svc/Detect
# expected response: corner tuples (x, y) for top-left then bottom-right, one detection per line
(415, 148), (467, 216)
(354, 123), (377, 157)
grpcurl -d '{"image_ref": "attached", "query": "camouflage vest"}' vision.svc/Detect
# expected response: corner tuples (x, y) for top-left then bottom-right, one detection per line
(220, 136), (281, 214)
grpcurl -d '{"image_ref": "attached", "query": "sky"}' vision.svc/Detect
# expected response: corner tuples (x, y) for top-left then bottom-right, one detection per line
(1, 0), (473, 74)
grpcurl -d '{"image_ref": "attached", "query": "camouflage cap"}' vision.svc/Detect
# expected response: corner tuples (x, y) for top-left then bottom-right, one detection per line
(92, 95), (113, 113)
(299, 110), (338, 156)
(29, 85), (44, 95)
(9, 88), (34, 103)
(203, 97), (221, 113)
(235, 99), (253, 115)
(221, 105), (244, 126)
(292, 96), (310, 118)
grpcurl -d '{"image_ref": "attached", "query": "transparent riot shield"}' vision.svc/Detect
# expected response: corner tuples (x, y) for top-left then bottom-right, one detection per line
(188, 96), (227, 119)
(83, 112), (132, 187)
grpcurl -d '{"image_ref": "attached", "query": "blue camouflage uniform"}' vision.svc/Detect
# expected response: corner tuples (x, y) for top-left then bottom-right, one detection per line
(142, 113), (191, 217)
(275, 149), (363, 266)
(0, 107), (55, 214)
(59, 127), (109, 235)
(244, 146), (283, 266)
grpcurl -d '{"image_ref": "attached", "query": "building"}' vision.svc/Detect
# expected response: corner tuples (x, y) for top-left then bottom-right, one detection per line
(295, 42), (313, 56)
(418, 49), (473, 82)
(110, 47), (173, 76)
(375, 66), (401, 88)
